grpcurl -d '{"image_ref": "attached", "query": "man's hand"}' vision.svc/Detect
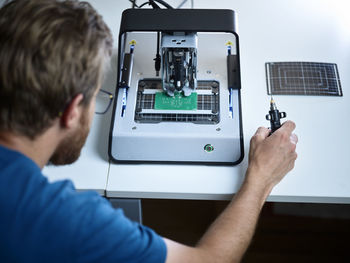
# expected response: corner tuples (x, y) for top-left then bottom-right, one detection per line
(165, 121), (299, 263)
(246, 120), (298, 193)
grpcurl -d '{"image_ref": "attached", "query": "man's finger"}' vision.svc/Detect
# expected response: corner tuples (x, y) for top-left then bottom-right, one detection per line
(290, 133), (298, 144)
(279, 120), (296, 134)
(253, 126), (270, 141)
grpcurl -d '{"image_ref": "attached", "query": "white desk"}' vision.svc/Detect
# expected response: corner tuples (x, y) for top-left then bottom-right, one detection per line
(47, 0), (350, 203)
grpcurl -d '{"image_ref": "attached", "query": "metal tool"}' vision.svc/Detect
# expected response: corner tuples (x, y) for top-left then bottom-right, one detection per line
(266, 96), (286, 133)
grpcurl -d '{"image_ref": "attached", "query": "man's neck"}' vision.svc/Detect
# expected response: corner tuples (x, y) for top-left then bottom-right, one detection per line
(0, 127), (61, 169)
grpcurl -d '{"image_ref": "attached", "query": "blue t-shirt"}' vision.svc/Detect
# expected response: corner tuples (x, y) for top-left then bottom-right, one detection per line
(0, 145), (166, 263)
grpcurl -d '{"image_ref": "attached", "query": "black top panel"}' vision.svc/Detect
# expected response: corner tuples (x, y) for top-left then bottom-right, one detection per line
(120, 9), (237, 34)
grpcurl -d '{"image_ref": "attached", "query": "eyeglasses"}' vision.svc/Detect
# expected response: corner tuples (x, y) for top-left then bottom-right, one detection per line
(95, 89), (114, 114)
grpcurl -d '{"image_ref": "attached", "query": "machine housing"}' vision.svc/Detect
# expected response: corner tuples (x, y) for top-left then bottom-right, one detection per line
(109, 9), (244, 164)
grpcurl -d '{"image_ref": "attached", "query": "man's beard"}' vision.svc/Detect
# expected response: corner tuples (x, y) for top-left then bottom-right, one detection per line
(49, 112), (90, 165)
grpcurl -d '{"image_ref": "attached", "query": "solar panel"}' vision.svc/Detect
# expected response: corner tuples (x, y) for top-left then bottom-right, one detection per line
(266, 62), (342, 96)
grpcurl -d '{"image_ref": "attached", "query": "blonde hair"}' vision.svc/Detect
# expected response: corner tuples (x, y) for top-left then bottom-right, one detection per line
(0, 0), (113, 139)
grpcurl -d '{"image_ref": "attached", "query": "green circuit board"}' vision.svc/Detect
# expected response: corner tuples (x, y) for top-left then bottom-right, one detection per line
(154, 92), (198, 110)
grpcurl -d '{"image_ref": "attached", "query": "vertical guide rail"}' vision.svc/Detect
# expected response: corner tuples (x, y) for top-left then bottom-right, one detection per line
(120, 43), (135, 117)
(226, 43), (237, 119)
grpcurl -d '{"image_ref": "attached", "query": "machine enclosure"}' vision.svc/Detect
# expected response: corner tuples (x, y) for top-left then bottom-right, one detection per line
(109, 9), (244, 165)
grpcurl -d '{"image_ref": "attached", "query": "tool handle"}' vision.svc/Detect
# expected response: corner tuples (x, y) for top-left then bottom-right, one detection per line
(266, 110), (286, 133)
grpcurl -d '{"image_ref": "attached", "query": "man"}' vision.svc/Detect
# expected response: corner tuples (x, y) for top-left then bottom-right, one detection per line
(0, 0), (298, 262)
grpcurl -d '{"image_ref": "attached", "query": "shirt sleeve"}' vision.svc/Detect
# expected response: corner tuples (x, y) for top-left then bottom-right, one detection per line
(49, 182), (167, 263)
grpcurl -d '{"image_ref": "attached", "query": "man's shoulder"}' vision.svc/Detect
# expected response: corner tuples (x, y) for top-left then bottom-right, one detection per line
(0, 144), (40, 176)
(0, 144), (166, 263)
(0, 144), (76, 217)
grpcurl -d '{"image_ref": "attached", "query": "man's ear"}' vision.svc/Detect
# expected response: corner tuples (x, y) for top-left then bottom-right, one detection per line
(60, 94), (84, 129)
